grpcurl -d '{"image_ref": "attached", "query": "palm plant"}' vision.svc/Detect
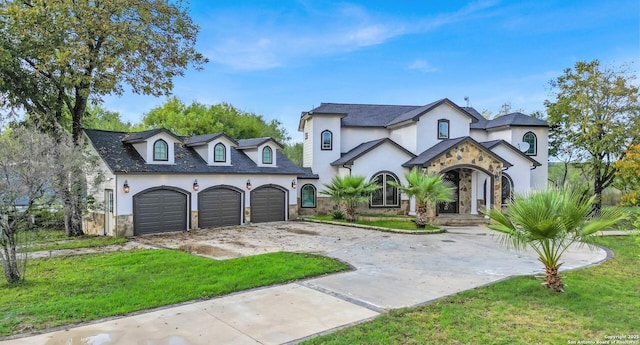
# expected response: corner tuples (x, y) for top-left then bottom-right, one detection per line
(321, 175), (381, 222)
(389, 169), (454, 228)
(487, 187), (623, 292)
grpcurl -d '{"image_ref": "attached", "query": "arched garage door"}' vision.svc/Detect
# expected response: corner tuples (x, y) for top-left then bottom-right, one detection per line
(198, 186), (242, 228)
(133, 187), (188, 235)
(251, 185), (286, 223)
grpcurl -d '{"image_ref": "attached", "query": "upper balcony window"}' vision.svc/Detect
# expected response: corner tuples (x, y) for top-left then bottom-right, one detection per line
(262, 146), (273, 164)
(437, 119), (450, 139)
(214, 143), (226, 162)
(523, 132), (537, 156)
(321, 130), (332, 150)
(153, 139), (168, 161)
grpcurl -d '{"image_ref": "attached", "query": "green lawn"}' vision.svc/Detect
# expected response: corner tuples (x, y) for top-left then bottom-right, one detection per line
(303, 236), (640, 345)
(29, 237), (128, 251)
(0, 250), (349, 336)
(308, 215), (440, 231)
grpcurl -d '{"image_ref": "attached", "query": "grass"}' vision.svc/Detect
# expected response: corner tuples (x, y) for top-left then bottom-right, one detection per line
(309, 215), (440, 231)
(0, 250), (349, 336)
(29, 237), (128, 251)
(302, 236), (640, 345)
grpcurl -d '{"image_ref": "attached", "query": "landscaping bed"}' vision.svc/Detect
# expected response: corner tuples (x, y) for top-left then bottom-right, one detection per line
(302, 215), (445, 234)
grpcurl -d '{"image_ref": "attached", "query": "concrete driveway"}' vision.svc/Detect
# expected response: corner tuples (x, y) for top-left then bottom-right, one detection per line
(1, 222), (608, 345)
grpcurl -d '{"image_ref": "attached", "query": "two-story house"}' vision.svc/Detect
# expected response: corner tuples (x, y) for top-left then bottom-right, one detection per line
(296, 98), (548, 219)
(83, 128), (315, 236)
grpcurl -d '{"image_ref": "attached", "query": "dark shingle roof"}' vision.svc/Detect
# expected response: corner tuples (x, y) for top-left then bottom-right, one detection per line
(482, 113), (548, 129)
(480, 140), (541, 166)
(185, 133), (238, 147)
(461, 107), (486, 122)
(403, 136), (512, 168)
(84, 129), (309, 176)
(237, 137), (283, 149)
(308, 103), (421, 127)
(331, 138), (416, 166)
(121, 128), (181, 143)
(304, 99), (480, 128)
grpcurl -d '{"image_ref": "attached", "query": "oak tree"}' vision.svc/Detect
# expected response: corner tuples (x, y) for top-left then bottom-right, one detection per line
(545, 60), (640, 212)
(0, 0), (206, 235)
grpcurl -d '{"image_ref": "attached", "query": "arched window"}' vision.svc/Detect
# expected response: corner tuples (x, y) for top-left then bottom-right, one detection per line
(501, 174), (514, 205)
(321, 130), (332, 150)
(437, 119), (450, 139)
(523, 132), (537, 156)
(262, 146), (273, 164)
(301, 184), (316, 208)
(214, 143), (226, 162)
(370, 172), (400, 207)
(153, 139), (168, 161)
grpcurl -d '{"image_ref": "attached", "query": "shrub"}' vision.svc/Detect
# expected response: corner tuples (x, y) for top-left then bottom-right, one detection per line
(331, 210), (345, 220)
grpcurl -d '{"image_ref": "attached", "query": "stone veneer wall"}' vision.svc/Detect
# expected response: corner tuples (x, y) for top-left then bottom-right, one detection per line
(116, 214), (133, 237)
(297, 197), (410, 217)
(288, 205), (298, 220)
(425, 141), (503, 210)
(458, 169), (472, 214)
(83, 212), (105, 236)
(191, 211), (199, 229)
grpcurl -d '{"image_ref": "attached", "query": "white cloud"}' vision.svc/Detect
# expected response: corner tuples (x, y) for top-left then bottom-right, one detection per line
(408, 59), (439, 73)
(200, 2), (499, 71)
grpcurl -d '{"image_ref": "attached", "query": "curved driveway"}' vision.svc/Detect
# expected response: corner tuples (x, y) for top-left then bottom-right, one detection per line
(1, 222), (608, 345)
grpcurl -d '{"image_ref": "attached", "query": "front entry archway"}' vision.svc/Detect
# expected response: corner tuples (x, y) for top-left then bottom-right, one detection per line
(437, 170), (459, 214)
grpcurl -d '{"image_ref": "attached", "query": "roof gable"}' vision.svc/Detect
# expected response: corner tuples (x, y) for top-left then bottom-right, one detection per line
(386, 98), (478, 127)
(237, 137), (284, 150)
(121, 128), (181, 143)
(185, 133), (238, 147)
(403, 136), (512, 168)
(331, 138), (416, 166)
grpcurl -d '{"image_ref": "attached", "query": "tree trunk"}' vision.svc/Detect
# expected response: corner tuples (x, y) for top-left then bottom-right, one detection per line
(345, 207), (356, 222)
(593, 170), (603, 217)
(415, 204), (427, 228)
(61, 170), (85, 237)
(1, 231), (22, 284)
(543, 263), (564, 292)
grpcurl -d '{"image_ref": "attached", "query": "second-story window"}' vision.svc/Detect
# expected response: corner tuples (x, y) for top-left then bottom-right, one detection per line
(321, 130), (332, 150)
(153, 139), (168, 161)
(523, 132), (537, 156)
(438, 119), (450, 139)
(262, 146), (273, 164)
(214, 143), (226, 162)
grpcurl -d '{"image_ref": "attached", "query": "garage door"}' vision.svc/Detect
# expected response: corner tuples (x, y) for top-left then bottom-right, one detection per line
(134, 187), (188, 235)
(251, 186), (285, 223)
(198, 186), (242, 228)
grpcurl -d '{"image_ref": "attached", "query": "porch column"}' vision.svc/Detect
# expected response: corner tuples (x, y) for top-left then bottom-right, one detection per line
(486, 177), (492, 214)
(471, 171), (478, 215)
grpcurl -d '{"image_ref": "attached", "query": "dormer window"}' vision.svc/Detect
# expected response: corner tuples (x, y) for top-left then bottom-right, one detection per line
(437, 119), (450, 139)
(214, 143), (226, 162)
(153, 139), (168, 161)
(321, 130), (332, 150)
(262, 146), (273, 164)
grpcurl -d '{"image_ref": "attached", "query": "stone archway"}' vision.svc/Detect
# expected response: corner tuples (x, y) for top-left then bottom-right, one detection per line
(423, 139), (504, 212)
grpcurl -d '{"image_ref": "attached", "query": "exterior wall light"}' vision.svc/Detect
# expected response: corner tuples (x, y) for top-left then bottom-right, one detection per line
(123, 180), (130, 193)
(291, 179), (297, 189)
(246, 179), (252, 190)
(193, 179), (199, 191)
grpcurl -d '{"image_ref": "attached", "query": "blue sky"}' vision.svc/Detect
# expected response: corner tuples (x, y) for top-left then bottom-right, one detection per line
(103, 0), (639, 142)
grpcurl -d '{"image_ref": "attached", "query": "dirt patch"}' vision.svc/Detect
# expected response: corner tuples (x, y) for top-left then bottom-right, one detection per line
(285, 228), (319, 236)
(177, 244), (237, 258)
